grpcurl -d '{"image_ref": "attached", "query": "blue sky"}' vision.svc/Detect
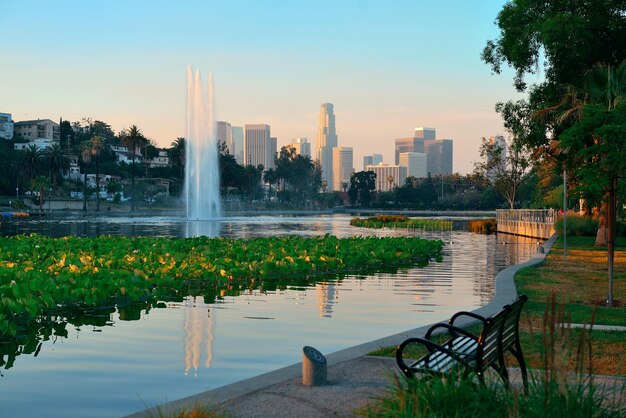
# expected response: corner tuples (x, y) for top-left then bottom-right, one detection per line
(1, 0), (528, 173)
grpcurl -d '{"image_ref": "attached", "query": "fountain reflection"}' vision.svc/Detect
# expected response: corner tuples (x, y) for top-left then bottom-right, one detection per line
(185, 219), (222, 238)
(182, 296), (214, 376)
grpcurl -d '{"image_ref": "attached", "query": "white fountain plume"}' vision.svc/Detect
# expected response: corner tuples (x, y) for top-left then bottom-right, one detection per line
(185, 67), (222, 221)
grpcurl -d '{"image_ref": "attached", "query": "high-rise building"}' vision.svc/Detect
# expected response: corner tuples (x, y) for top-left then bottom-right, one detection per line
(316, 103), (338, 188)
(267, 137), (277, 170)
(394, 137), (425, 164)
(365, 163), (407, 192)
(244, 124), (270, 168)
(487, 135), (507, 179)
(415, 127), (436, 140)
(399, 152), (427, 178)
(231, 126), (244, 164)
(291, 137), (311, 157)
(216, 121), (233, 154)
(0, 113), (13, 140)
(363, 154), (383, 171)
(394, 127), (453, 175)
(332, 147), (353, 191)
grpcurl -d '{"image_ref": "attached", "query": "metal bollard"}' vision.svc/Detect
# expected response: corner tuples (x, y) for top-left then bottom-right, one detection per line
(302, 346), (327, 386)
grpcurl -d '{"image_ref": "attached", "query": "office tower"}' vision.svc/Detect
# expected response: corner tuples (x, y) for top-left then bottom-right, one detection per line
(291, 137), (311, 157)
(394, 137), (425, 164)
(267, 137), (277, 170)
(394, 127), (453, 175)
(244, 124), (271, 168)
(426, 139), (453, 175)
(332, 147), (353, 191)
(231, 126), (244, 164)
(364, 153), (383, 170)
(316, 103), (338, 189)
(399, 152), (427, 178)
(487, 135), (507, 179)
(414, 127), (436, 140)
(365, 163), (407, 192)
(216, 121), (233, 154)
(0, 113), (13, 140)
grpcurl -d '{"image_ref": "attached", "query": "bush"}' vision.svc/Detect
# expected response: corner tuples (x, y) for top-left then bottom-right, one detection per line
(555, 214), (598, 236)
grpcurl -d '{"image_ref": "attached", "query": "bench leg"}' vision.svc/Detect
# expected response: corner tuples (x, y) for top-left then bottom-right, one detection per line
(509, 343), (529, 394)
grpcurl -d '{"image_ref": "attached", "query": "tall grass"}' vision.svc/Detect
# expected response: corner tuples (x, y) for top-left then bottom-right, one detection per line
(363, 293), (626, 417)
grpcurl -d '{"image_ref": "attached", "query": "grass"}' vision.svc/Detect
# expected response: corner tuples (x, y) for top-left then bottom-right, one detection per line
(365, 234), (626, 416)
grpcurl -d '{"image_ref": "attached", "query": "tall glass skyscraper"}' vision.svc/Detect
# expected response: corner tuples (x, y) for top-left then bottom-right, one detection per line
(316, 103), (338, 190)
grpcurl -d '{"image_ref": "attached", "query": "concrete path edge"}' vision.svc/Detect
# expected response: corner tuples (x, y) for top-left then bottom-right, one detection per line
(124, 233), (559, 417)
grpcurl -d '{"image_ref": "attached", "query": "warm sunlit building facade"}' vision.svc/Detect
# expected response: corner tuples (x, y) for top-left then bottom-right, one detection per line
(316, 103), (338, 190)
(231, 126), (244, 164)
(332, 146), (354, 192)
(291, 137), (311, 157)
(399, 152), (427, 179)
(216, 121), (233, 155)
(244, 124), (271, 168)
(366, 163), (407, 192)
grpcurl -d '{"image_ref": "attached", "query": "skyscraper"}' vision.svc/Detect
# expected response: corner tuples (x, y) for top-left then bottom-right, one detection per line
(291, 137), (311, 157)
(267, 137), (277, 170)
(244, 124), (270, 168)
(216, 121), (233, 154)
(399, 152), (427, 178)
(332, 147), (353, 191)
(394, 127), (453, 175)
(316, 103), (338, 189)
(231, 126), (244, 164)
(363, 154), (383, 171)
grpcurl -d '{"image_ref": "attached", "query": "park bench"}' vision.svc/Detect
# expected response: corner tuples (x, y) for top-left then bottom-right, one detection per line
(396, 294), (528, 391)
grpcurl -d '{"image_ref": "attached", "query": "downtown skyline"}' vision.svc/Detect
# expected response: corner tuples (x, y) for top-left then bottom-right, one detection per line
(1, 0), (530, 174)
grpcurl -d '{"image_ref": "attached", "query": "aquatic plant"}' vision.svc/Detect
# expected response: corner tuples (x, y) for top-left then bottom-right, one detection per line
(0, 234), (444, 338)
(350, 215), (452, 230)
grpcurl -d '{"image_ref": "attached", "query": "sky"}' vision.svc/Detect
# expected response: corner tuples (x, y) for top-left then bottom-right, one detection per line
(0, 0), (530, 174)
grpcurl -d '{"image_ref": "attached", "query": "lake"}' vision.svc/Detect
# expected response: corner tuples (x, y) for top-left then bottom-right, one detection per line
(0, 214), (538, 418)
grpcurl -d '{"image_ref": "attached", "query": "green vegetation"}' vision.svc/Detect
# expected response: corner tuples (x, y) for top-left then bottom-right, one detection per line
(350, 215), (452, 230)
(0, 234), (444, 338)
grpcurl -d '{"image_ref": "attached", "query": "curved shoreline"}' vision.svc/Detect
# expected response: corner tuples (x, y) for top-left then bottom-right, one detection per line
(125, 233), (558, 417)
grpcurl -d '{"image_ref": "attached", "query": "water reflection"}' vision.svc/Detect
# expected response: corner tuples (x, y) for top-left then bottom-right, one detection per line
(185, 219), (223, 238)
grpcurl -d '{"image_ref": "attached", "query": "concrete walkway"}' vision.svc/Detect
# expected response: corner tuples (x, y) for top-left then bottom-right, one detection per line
(125, 235), (559, 418)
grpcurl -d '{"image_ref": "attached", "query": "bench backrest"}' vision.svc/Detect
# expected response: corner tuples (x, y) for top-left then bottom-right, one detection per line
(501, 294), (527, 351)
(476, 305), (511, 368)
(476, 295), (527, 368)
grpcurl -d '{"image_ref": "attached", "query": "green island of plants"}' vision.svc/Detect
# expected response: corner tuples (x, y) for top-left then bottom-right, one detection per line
(0, 234), (444, 338)
(350, 215), (452, 230)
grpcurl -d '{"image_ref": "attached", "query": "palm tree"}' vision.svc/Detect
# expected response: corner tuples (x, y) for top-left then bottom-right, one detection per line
(169, 137), (186, 181)
(19, 144), (44, 183)
(30, 175), (49, 216)
(45, 144), (69, 189)
(80, 143), (92, 212)
(121, 125), (146, 211)
(87, 136), (104, 211)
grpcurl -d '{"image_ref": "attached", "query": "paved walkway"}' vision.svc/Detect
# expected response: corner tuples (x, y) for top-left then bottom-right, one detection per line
(126, 235), (566, 418)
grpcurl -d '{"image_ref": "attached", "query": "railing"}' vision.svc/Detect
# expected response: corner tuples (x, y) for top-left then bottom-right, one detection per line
(496, 209), (556, 240)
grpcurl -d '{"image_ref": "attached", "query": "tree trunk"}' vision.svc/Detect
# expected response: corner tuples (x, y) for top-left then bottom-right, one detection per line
(595, 201), (608, 246)
(606, 177), (616, 307)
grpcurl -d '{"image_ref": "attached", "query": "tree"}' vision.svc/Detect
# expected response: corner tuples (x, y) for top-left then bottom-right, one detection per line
(30, 175), (49, 216)
(45, 144), (69, 189)
(348, 171), (376, 207)
(474, 135), (530, 209)
(274, 146), (318, 206)
(19, 145), (44, 183)
(80, 143), (91, 212)
(556, 61), (626, 306)
(86, 136), (104, 211)
(263, 168), (278, 201)
(121, 125), (146, 211)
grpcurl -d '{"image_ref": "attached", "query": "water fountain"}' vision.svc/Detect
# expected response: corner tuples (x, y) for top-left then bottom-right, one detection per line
(185, 67), (222, 221)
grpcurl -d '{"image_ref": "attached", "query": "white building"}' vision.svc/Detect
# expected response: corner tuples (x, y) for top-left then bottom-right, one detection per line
(217, 121), (233, 154)
(244, 124), (271, 168)
(316, 103), (338, 189)
(231, 126), (244, 164)
(149, 150), (169, 168)
(332, 147), (354, 192)
(399, 152), (427, 179)
(110, 144), (142, 164)
(0, 113), (13, 140)
(291, 137), (311, 157)
(366, 163), (407, 192)
(14, 138), (56, 151)
(487, 135), (507, 180)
